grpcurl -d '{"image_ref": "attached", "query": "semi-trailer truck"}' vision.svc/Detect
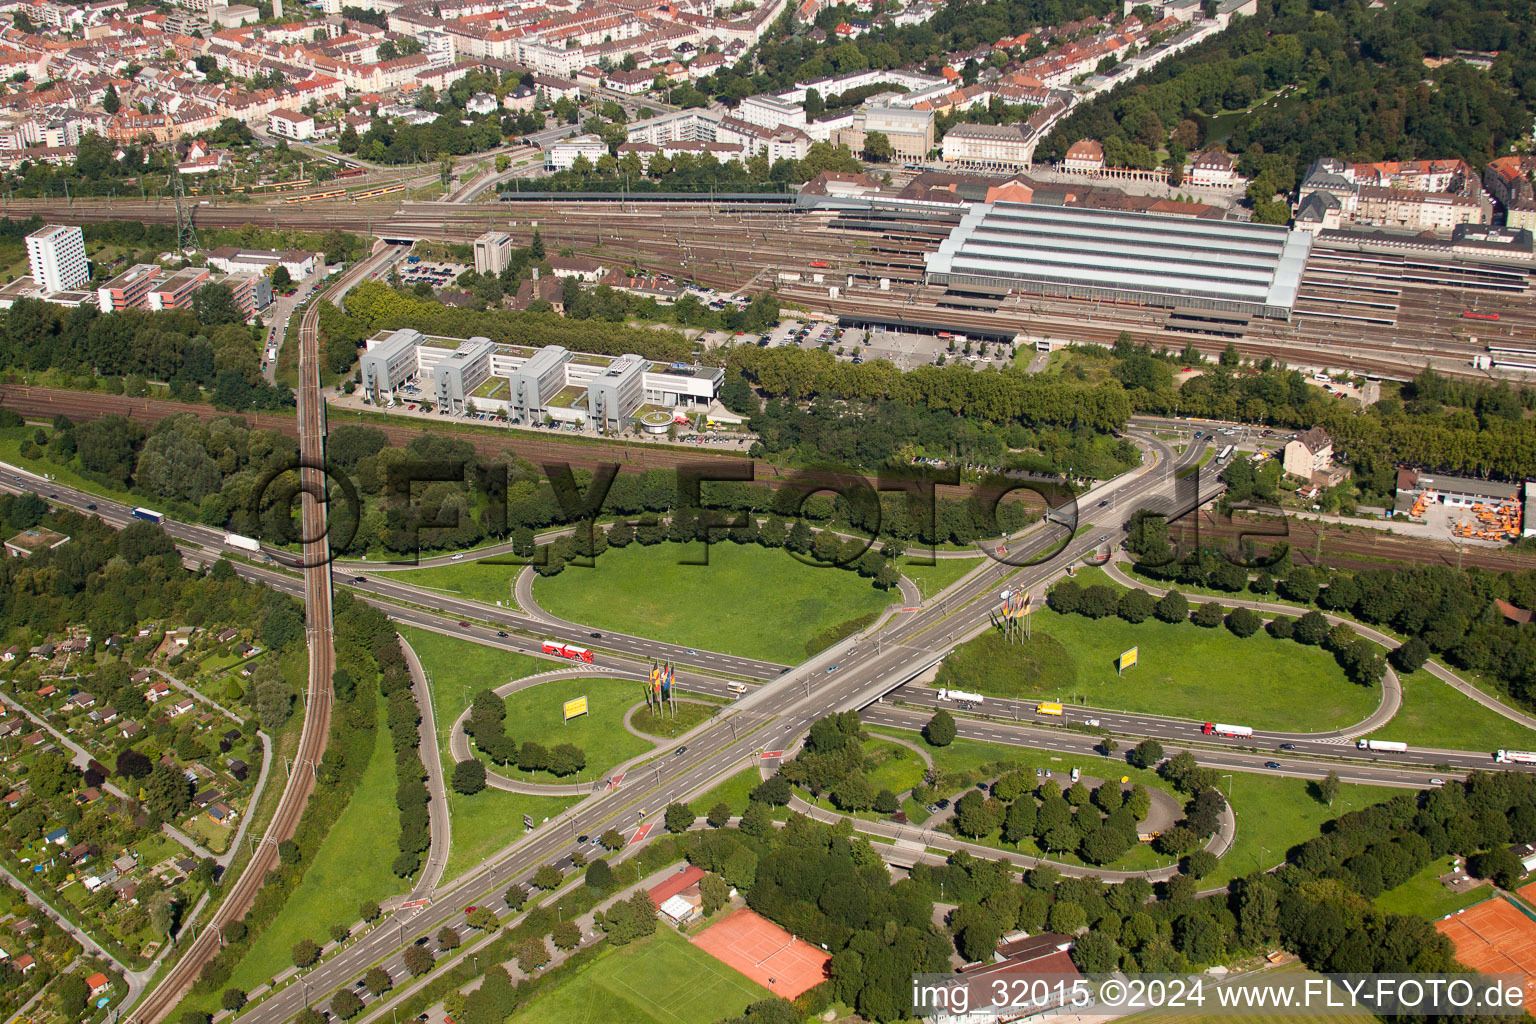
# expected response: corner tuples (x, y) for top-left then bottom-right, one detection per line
(1358, 739), (1408, 752)
(131, 507), (164, 524)
(223, 533), (261, 553)
(540, 641), (593, 663)
(938, 688), (984, 704)
(1202, 722), (1253, 738)
(1496, 750), (1536, 764)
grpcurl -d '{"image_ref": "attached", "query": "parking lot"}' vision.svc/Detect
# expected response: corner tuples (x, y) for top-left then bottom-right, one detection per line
(398, 260), (468, 288)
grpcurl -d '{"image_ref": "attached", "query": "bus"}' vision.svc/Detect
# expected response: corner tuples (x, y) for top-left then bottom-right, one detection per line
(1217, 444), (1235, 462)
(1035, 702), (1064, 716)
(131, 507), (165, 524)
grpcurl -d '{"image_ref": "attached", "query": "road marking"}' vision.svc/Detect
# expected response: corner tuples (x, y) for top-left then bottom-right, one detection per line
(629, 823), (653, 845)
(761, 750), (784, 759)
(607, 772), (625, 789)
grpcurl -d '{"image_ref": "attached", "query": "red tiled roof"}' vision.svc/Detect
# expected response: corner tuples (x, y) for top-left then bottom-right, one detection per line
(648, 864), (705, 906)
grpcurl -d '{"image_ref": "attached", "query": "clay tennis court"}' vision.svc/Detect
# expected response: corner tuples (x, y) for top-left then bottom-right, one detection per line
(691, 908), (829, 999)
(1436, 897), (1536, 1002)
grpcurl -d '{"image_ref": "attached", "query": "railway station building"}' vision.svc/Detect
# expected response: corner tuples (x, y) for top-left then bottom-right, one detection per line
(923, 202), (1314, 319)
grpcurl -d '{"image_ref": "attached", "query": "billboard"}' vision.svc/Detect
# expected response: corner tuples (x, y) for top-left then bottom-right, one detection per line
(562, 695), (589, 721)
(1118, 646), (1138, 673)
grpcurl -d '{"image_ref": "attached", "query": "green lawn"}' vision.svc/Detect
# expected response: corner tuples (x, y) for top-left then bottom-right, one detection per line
(508, 926), (769, 1024)
(1130, 962), (1379, 1024)
(689, 765), (762, 817)
(498, 677), (657, 782)
(941, 596), (1379, 732)
(1204, 773), (1398, 889)
(398, 627), (578, 881)
(532, 541), (894, 663)
(1375, 859), (1492, 920)
(899, 555), (984, 600)
(224, 699), (406, 995)
(1367, 670), (1536, 753)
(628, 699), (717, 741)
(863, 739), (927, 795)
(384, 561), (521, 610)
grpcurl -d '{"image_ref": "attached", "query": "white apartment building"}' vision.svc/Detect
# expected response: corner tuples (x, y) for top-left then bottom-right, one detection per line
(736, 94), (806, 131)
(473, 231), (513, 276)
(26, 224), (88, 295)
(544, 134), (607, 171)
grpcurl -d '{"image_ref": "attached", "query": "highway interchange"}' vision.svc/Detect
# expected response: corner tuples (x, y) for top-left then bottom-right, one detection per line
(7, 402), (1535, 1022)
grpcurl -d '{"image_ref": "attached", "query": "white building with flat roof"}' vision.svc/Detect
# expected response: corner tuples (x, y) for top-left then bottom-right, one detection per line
(473, 231), (513, 276)
(26, 224), (87, 294)
(358, 328), (425, 403)
(544, 135), (607, 172)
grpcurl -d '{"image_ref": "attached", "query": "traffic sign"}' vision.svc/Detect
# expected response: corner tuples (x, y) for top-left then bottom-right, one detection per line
(522, 814), (534, 829)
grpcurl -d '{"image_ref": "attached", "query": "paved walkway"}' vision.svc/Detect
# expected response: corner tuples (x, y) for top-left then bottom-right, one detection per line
(1100, 560), (1536, 734)
(400, 635), (451, 897)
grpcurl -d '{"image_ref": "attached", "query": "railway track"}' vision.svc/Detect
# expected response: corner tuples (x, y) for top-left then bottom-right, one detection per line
(121, 254), (391, 1024)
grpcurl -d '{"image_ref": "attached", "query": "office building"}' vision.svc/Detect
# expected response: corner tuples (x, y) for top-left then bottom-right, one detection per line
(359, 328), (426, 403)
(473, 231), (514, 276)
(506, 344), (573, 422)
(432, 337), (495, 414)
(26, 224), (88, 295)
(586, 353), (646, 432)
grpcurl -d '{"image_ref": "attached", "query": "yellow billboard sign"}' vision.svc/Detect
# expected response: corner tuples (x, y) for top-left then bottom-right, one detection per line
(1119, 646), (1138, 673)
(562, 695), (589, 721)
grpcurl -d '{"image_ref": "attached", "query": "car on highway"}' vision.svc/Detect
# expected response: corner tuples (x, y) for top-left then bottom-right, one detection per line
(451, 553), (465, 561)
(458, 621), (471, 628)
(590, 632), (603, 638)
(85, 503), (96, 510)
(496, 630), (508, 637)
(1098, 499), (1108, 507)
(353, 576), (366, 584)
(1278, 743), (1295, 751)
(1430, 777), (1445, 785)
(685, 649), (697, 655)
(826, 664), (839, 673)
(675, 746), (687, 756)
(1264, 761), (1282, 769)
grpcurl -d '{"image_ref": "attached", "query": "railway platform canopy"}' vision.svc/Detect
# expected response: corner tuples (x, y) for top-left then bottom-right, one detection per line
(923, 202), (1314, 320)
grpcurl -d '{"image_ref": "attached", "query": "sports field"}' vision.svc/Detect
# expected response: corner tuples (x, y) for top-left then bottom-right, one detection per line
(533, 541), (893, 663)
(1436, 897), (1536, 1004)
(508, 926), (769, 1024)
(692, 908), (830, 999)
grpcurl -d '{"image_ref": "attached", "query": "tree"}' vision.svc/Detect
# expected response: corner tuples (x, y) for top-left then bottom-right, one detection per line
(272, 265), (292, 291)
(1118, 589), (1155, 623)
(452, 758), (486, 794)
(863, 130), (894, 162)
(707, 801), (733, 828)
(516, 937), (551, 972)
(330, 989), (364, 1020)
(1318, 770), (1341, 806)
(1226, 606), (1261, 638)
(599, 829), (624, 851)
(221, 988), (248, 1013)
(193, 283), (243, 326)
(924, 709), (957, 747)
(1391, 637), (1430, 673)
(529, 229), (546, 260)
(664, 802), (694, 833)
(1471, 847), (1524, 890)
(103, 83), (121, 114)
(437, 925), (461, 950)
(1294, 610), (1330, 645)
(56, 974), (90, 1018)
(504, 883), (529, 910)
(1129, 739), (1164, 769)
(403, 944), (434, 976)
(1154, 590), (1189, 623)
(586, 857), (615, 891)
(552, 920), (582, 950)
(1192, 601), (1224, 627)
(532, 864), (564, 890)
(292, 938), (320, 969)
(364, 966), (393, 996)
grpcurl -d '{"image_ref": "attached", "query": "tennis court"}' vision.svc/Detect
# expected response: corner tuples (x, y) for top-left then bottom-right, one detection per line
(691, 908), (829, 999)
(1435, 897), (1536, 1002)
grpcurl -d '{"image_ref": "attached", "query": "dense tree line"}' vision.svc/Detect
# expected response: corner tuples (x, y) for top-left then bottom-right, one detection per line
(0, 298), (292, 412)
(1039, 0), (1534, 210)
(1102, 339), (1536, 489)
(461, 687), (588, 778)
(380, 642), (431, 879)
(335, 279), (694, 365)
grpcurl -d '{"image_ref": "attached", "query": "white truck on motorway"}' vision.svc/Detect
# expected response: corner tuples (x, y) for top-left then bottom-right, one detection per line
(1357, 739), (1408, 752)
(937, 688), (984, 704)
(223, 533), (262, 553)
(1495, 749), (1536, 764)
